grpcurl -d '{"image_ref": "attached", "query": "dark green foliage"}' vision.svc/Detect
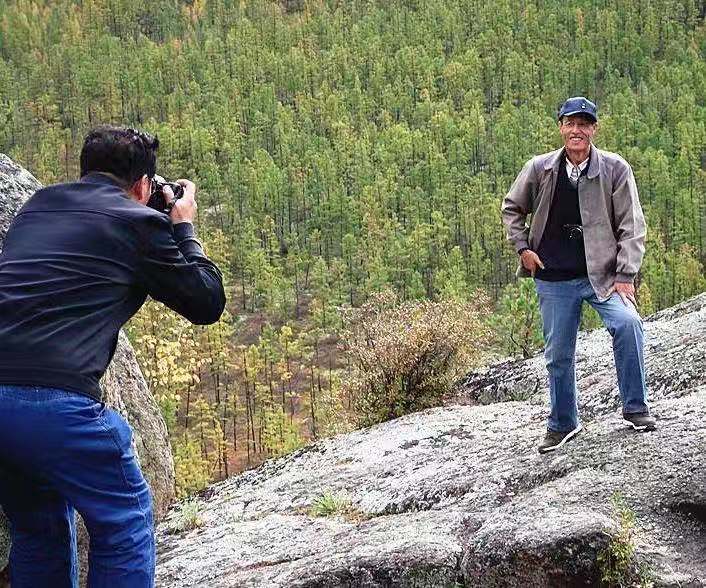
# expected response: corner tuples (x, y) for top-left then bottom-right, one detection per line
(1, 0), (704, 481)
(491, 279), (544, 359)
(0, 0), (703, 317)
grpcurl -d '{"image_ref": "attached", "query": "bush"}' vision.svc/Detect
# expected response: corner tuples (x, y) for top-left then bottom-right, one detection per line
(341, 290), (490, 426)
(172, 431), (216, 499)
(597, 493), (653, 587)
(490, 279), (544, 359)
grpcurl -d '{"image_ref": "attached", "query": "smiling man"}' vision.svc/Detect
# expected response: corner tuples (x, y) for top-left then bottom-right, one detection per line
(501, 96), (655, 454)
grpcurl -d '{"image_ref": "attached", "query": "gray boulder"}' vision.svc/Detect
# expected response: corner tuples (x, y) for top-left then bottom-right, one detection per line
(0, 155), (175, 581)
(156, 292), (706, 587)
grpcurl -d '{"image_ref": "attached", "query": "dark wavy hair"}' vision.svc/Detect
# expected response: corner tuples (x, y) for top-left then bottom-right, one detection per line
(79, 125), (159, 187)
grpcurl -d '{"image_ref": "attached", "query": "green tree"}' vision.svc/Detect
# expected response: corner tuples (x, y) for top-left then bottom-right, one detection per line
(491, 279), (544, 359)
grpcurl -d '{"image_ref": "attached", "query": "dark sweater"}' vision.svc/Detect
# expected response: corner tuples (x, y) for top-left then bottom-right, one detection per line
(534, 155), (589, 281)
(0, 173), (225, 400)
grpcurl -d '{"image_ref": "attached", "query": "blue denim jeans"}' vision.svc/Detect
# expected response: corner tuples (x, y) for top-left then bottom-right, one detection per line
(0, 386), (154, 587)
(534, 278), (648, 432)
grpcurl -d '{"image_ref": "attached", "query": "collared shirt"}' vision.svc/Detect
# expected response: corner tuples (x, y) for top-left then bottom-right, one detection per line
(565, 155), (589, 185)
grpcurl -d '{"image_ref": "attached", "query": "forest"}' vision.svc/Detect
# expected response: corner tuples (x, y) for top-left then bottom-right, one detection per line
(0, 0), (704, 496)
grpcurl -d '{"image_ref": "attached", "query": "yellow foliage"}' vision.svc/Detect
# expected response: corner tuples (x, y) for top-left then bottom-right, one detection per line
(341, 290), (491, 426)
(173, 432), (216, 499)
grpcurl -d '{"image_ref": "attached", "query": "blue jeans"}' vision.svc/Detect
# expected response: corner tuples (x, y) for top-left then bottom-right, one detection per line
(0, 386), (154, 587)
(535, 278), (648, 432)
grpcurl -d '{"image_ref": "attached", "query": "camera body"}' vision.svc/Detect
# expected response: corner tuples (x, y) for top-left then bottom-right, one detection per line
(147, 175), (184, 214)
(563, 223), (584, 241)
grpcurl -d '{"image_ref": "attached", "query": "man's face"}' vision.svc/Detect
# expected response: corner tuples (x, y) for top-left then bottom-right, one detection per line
(559, 114), (597, 152)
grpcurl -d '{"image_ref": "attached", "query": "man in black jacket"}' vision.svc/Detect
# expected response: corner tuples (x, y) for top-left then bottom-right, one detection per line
(0, 126), (225, 587)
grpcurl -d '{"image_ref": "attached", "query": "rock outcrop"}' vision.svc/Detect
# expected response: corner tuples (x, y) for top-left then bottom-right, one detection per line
(156, 292), (706, 587)
(0, 155), (175, 582)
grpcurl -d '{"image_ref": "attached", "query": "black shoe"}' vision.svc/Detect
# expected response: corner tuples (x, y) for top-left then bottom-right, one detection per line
(537, 425), (582, 454)
(623, 412), (657, 432)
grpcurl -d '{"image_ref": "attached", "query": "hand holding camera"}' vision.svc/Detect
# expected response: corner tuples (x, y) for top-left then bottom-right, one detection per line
(165, 179), (197, 224)
(148, 176), (197, 224)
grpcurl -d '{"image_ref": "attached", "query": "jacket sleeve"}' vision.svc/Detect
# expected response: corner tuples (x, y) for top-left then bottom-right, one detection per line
(501, 158), (537, 253)
(612, 161), (646, 283)
(136, 217), (226, 324)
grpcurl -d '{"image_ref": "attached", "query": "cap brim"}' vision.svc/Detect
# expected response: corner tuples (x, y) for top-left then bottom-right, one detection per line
(560, 110), (597, 122)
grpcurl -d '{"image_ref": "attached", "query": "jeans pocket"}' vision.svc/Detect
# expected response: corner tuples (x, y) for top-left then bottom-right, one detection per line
(87, 399), (107, 420)
(100, 409), (145, 490)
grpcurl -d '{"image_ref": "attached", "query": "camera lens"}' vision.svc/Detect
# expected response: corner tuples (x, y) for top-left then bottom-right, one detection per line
(563, 224), (583, 241)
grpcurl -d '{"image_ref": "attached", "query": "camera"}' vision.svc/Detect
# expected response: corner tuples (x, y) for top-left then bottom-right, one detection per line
(563, 223), (584, 241)
(147, 175), (184, 214)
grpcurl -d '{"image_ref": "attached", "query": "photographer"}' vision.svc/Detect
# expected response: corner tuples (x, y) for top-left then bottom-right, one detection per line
(501, 97), (655, 454)
(0, 126), (225, 586)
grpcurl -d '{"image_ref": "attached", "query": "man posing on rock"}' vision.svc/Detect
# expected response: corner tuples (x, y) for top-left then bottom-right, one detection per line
(501, 97), (656, 454)
(0, 126), (225, 586)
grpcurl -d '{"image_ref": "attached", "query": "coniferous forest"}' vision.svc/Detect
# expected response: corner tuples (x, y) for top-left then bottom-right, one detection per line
(1, 0), (705, 496)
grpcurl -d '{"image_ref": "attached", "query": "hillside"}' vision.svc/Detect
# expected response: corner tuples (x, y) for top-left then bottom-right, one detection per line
(0, 0), (704, 488)
(155, 292), (706, 587)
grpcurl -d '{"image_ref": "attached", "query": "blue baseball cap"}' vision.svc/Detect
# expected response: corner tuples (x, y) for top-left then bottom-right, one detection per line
(558, 96), (598, 122)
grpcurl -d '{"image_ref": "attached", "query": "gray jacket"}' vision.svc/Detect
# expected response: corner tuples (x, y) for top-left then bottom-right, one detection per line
(501, 146), (646, 302)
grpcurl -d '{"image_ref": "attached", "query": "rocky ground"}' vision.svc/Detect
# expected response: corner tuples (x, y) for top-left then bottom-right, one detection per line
(156, 293), (706, 587)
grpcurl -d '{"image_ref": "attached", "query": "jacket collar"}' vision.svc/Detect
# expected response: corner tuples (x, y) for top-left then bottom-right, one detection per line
(586, 145), (600, 178)
(543, 145), (600, 179)
(79, 172), (126, 189)
(543, 148), (564, 172)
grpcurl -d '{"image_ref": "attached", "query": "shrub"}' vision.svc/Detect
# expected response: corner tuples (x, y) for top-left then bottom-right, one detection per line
(341, 290), (490, 426)
(490, 279), (544, 359)
(166, 498), (204, 534)
(597, 493), (653, 587)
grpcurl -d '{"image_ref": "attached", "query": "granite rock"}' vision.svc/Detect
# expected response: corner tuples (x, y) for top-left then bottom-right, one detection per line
(155, 292), (706, 587)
